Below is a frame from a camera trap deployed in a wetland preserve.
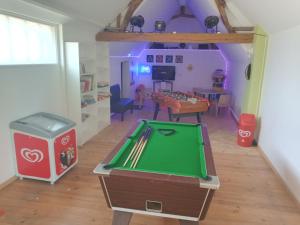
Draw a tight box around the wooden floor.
[0,102,299,225]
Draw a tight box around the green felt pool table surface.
[107,120,208,179]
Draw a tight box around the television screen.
[152,65,176,81]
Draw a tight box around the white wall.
[110,56,139,98]
[225,44,251,117]
[109,42,147,57]
[135,49,225,92]
[227,59,249,117]
[133,0,179,32]
[0,0,68,185]
[166,17,202,33]
[187,0,251,116]
[63,20,100,43]
[110,57,131,86]
[165,17,203,49]
[259,25,300,202]
[0,65,66,184]
[0,0,102,185]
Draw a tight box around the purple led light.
[138,64,151,74]
[110,48,222,58]
[219,50,229,90]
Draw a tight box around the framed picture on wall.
[130,61,135,86]
[175,55,183,63]
[165,55,173,63]
[80,63,86,74]
[146,55,154,63]
[156,55,163,63]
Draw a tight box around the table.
[152,91,209,123]
[94,120,220,225]
[193,88,230,100]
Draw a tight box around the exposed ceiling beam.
[171,6,196,20]
[116,14,121,28]
[215,0,234,33]
[95,32,254,44]
[120,0,143,31]
[232,26,255,32]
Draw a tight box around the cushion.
[111,98,133,113]
[110,84,121,103]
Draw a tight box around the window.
[0,14,57,65]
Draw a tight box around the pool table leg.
[153,103,160,120]
[112,211,132,225]
[167,107,173,121]
[179,220,199,225]
[196,112,201,123]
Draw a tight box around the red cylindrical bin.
[238,113,256,147]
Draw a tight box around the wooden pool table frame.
[94,121,220,225]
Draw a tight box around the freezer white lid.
[10,112,76,138]
[21,115,67,133]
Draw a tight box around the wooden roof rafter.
[215,0,233,33]
[120,0,143,31]
[96,32,254,44]
[96,0,255,44]
[105,0,143,32]
[215,0,254,33]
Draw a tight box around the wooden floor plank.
[0,101,299,225]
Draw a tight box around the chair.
[213,94,231,116]
[110,84,134,121]
[135,84,146,109]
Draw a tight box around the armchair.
[110,84,134,121]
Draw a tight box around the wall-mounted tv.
[152,65,176,81]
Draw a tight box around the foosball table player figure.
[152,90,210,123]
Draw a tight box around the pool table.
[94,120,220,225]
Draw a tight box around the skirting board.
[230,107,239,124]
[231,108,299,207]
[0,176,17,190]
[257,146,300,209]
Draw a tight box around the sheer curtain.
[0,14,57,65]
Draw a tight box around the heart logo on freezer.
[20,148,44,163]
[238,129,251,138]
[61,135,70,145]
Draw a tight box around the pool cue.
[129,134,145,160]
[130,128,151,168]
[131,127,152,168]
[132,128,152,168]
[130,129,150,168]
[123,129,147,166]
[129,127,151,161]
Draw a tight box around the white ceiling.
[133,0,180,32]
[110,0,180,56]
[25,0,300,33]
[26,0,132,27]
[23,0,300,59]
[228,0,300,33]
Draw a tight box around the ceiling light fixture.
[130,15,145,32]
[154,21,166,32]
[204,16,219,33]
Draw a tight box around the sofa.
[110,84,134,121]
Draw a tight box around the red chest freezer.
[10,112,77,184]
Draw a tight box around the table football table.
[152,91,209,123]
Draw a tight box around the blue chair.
[110,84,134,121]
